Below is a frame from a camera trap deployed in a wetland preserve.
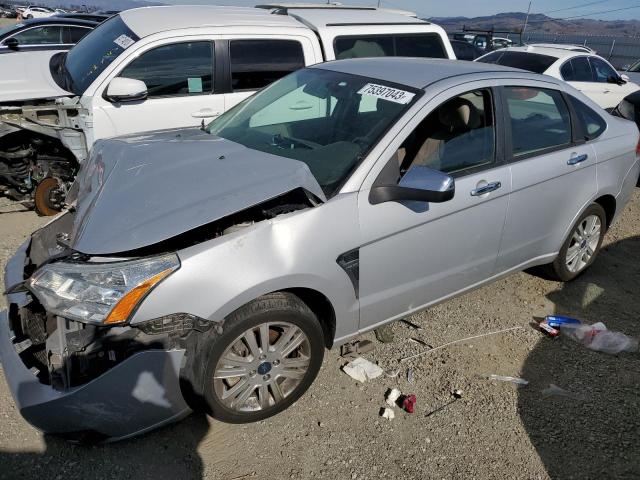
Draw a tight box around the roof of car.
[314,57,544,89]
[283,8,426,30]
[120,6,304,38]
[493,45,594,60]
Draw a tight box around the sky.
[161,0,640,20]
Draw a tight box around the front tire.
[547,203,606,281]
[200,292,324,424]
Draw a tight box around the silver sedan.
[2,58,639,441]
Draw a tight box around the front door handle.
[191,109,221,119]
[471,181,501,196]
[568,154,588,165]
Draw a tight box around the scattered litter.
[406,368,415,384]
[538,321,560,338]
[541,384,586,401]
[486,374,529,385]
[340,340,374,360]
[545,315,581,328]
[386,388,402,407]
[408,337,429,347]
[342,357,384,383]
[562,322,638,354]
[425,390,461,418]
[401,394,417,413]
[381,407,395,420]
[400,319,423,330]
[400,325,523,362]
[385,368,400,378]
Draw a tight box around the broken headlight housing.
[28,254,180,325]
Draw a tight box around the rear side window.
[335,34,446,60]
[504,87,572,157]
[64,26,91,44]
[10,25,63,45]
[562,57,593,82]
[119,42,213,97]
[568,95,607,140]
[477,51,557,74]
[230,40,305,91]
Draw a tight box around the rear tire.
[546,203,606,282]
[199,292,324,424]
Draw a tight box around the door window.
[230,40,305,91]
[119,42,213,97]
[9,25,63,45]
[590,57,617,83]
[562,57,593,82]
[335,34,446,60]
[505,87,572,157]
[397,89,495,176]
[65,26,91,44]
[568,95,607,140]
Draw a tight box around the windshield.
[208,68,419,196]
[64,15,139,95]
[477,51,557,74]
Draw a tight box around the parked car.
[491,37,513,49]
[0,17,98,54]
[476,44,640,110]
[2,57,638,442]
[0,4,454,214]
[55,12,113,22]
[0,4,18,18]
[620,59,640,85]
[20,5,55,19]
[450,39,484,60]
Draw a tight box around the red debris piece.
[402,394,417,414]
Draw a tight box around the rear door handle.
[568,154,588,165]
[471,181,501,196]
[191,109,221,119]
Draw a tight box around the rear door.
[495,84,597,272]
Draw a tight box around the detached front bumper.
[0,310,191,442]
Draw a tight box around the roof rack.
[526,43,595,54]
[256,3,417,17]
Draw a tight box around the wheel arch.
[593,194,616,229]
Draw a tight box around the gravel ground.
[0,190,639,480]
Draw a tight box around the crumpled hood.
[0,50,71,102]
[67,128,326,255]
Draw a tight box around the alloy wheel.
[565,214,602,273]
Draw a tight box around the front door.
[96,40,225,138]
[357,87,510,330]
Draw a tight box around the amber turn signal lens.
[104,269,173,325]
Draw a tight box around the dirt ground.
[0,189,639,480]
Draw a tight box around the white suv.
[477,44,640,110]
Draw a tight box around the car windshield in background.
[477,51,557,74]
[63,15,139,95]
[208,68,419,196]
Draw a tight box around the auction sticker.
[358,83,415,104]
[114,34,135,49]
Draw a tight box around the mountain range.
[431,12,640,37]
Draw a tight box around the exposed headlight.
[29,254,180,325]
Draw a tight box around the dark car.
[451,39,484,61]
[0,17,99,53]
[55,12,112,22]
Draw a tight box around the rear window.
[478,51,557,74]
[334,33,447,60]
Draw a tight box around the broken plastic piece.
[452,389,463,399]
[342,357,384,383]
[385,368,400,378]
[386,388,402,407]
[381,407,395,420]
[562,322,638,354]
[487,374,529,385]
[340,339,374,360]
[541,383,586,401]
[406,368,414,384]
[401,394,417,413]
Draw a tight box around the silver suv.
[2,58,639,442]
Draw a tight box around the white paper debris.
[342,357,384,383]
[386,388,402,407]
[381,408,395,420]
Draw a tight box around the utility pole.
[522,1,532,36]
[377,0,382,7]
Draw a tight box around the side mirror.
[607,74,626,85]
[369,165,455,205]
[620,74,630,83]
[105,77,148,103]
[4,38,19,50]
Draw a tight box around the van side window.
[119,42,213,97]
[334,34,446,60]
[230,40,305,91]
[505,87,572,157]
[398,89,495,176]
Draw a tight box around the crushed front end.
[0,213,194,442]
